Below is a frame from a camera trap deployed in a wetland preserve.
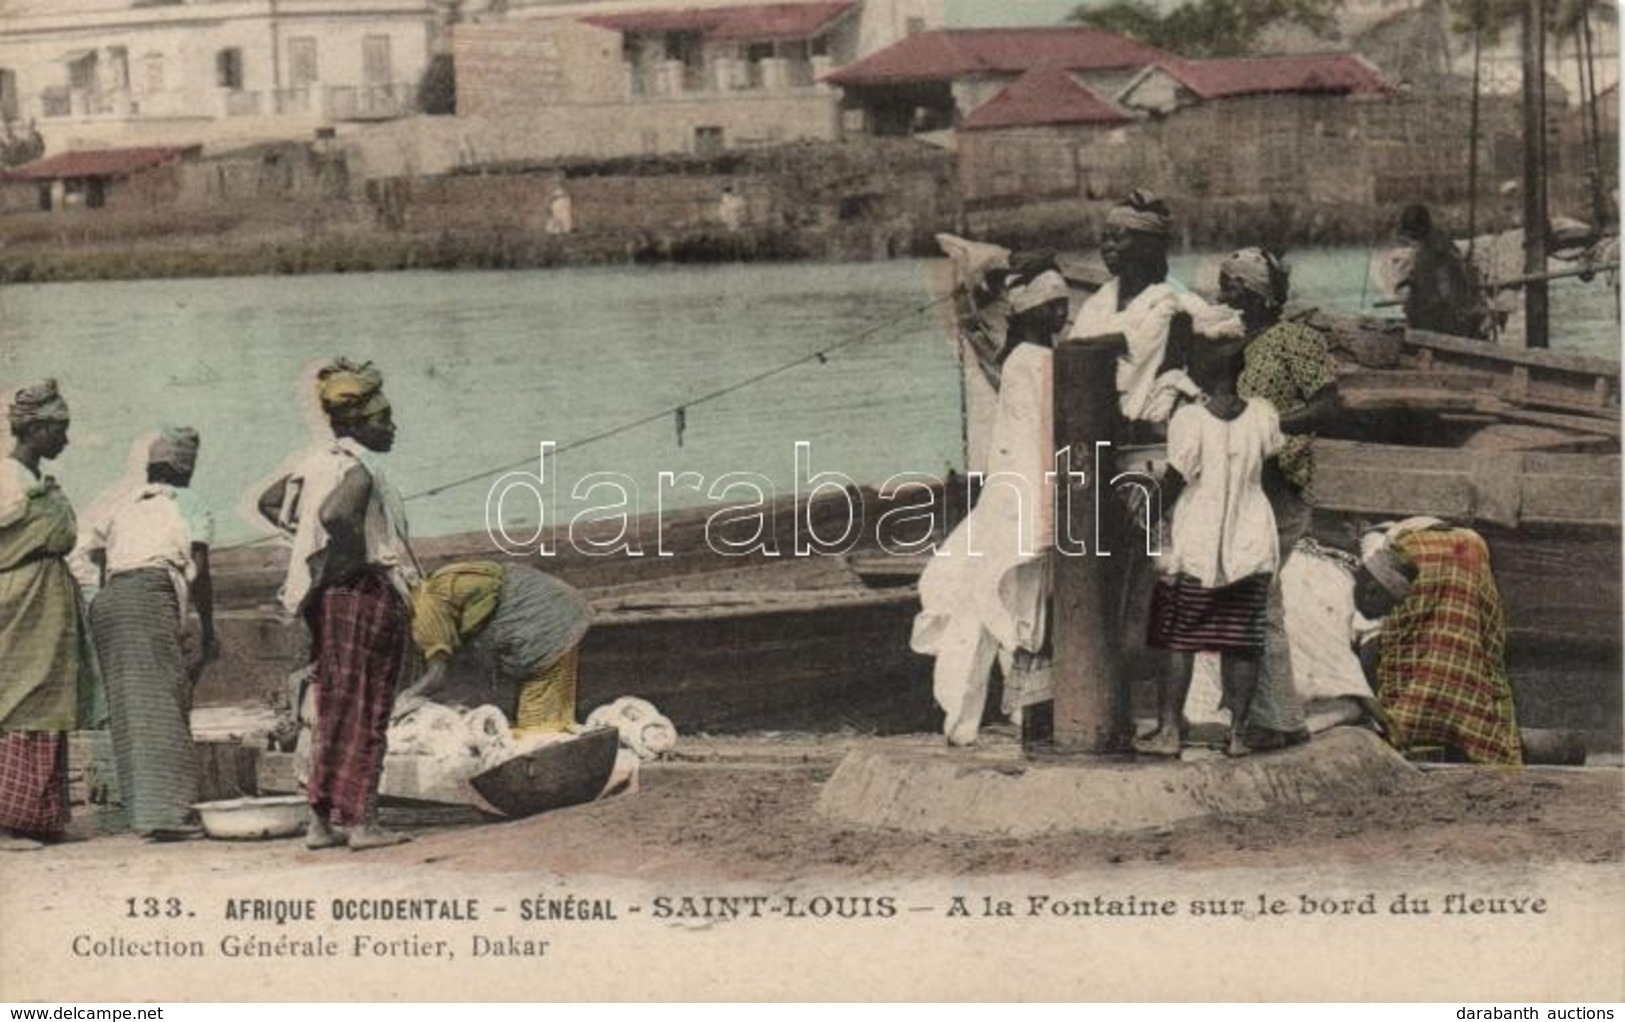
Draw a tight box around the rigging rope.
[213,289,952,553]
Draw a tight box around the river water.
[0,249,1617,544]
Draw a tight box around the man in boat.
[392,561,592,738]
[256,359,419,851]
[78,426,218,841]
[1353,519,1522,765]
[911,266,1071,746]
[0,380,101,851]
[1392,204,1492,340]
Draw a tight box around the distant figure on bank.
[394,561,592,737]
[1354,520,1522,765]
[1393,204,1490,340]
[912,266,1071,746]
[546,185,574,236]
[718,185,747,233]
[1141,340,1285,758]
[256,359,419,851]
[81,427,217,841]
[0,380,100,851]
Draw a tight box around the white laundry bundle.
[585,697,678,761]
[388,703,516,775]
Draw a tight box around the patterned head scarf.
[148,425,200,474]
[1106,189,1174,239]
[316,359,389,425]
[1007,270,1071,314]
[8,378,70,428]
[1362,544,1417,603]
[1219,246,1290,312]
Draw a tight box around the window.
[141,53,164,94]
[288,37,318,87]
[0,69,17,122]
[216,48,243,89]
[107,47,130,90]
[362,35,392,85]
[694,125,723,156]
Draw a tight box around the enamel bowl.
[193,795,308,840]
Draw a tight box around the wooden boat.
[203,485,952,737]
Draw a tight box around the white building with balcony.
[450,0,941,158]
[0,0,446,152]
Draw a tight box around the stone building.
[448,0,941,158]
[0,0,446,153]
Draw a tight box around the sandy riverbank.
[4,732,1622,1000]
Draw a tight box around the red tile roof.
[583,1,854,43]
[5,145,197,181]
[961,64,1131,130]
[823,27,1174,86]
[1158,53,1394,99]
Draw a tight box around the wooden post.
[1047,332,1133,756]
[1521,0,1550,349]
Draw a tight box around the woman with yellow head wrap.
[254,358,416,852]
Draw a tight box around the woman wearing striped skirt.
[1139,341,1286,758]
[82,428,217,841]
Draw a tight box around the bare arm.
[1279,384,1341,435]
[392,658,450,721]
[257,476,291,531]
[191,543,218,663]
[1159,466,1186,520]
[317,464,372,577]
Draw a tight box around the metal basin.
[194,795,308,840]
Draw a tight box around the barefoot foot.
[347,825,412,851]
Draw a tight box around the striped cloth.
[306,569,407,826]
[90,567,198,836]
[1377,528,1522,765]
[0,731,69,837]
[1147,572,1270,653]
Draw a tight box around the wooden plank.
[1488,405,1621,438]
[1315,441,1621,527]
[1406,327,1623,377]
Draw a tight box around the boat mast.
[1521,0,1550,348]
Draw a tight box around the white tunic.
[911,342,1053,745]
[1067,278,1243,423]
[1162,399,1283,587]
[78,484,213,609]
[274,438,418,615]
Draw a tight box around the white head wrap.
[1007,270,1070,314]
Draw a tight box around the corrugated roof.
[5,146,197,181]
[1160,53,1394,99]
[583,1,854,43]
[961,64,1131,130]
[823,27,1173,86]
